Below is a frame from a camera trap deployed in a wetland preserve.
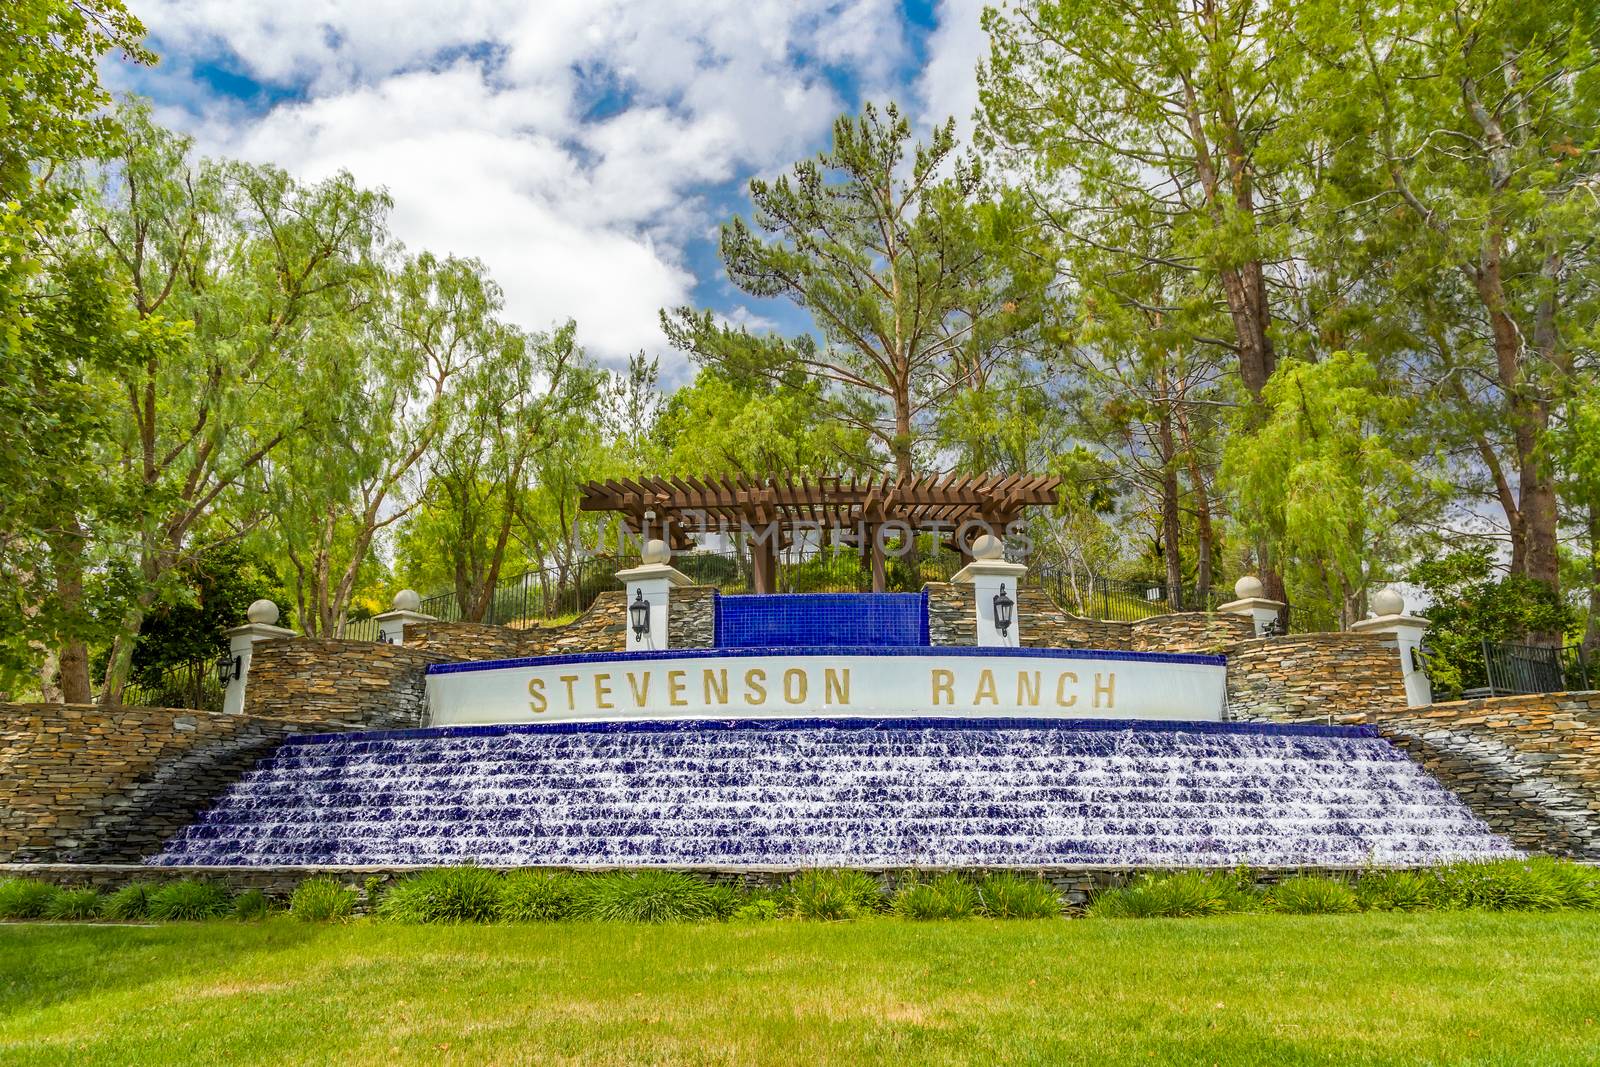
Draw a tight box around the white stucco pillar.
[616,540,691,651]
[222,599,297,715]
[371,588,435,646]
[1217,576,1287,637]
[951,535,1029,647]
[1348,586,1433,707]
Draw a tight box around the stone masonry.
[1226,632,1409,722]
[243,639,451,730]
[0,703,364,863]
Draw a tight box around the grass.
[1,915,1598,1065]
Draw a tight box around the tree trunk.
[1155,373,1183,611]
[49,523,93,703]
[1584,500,1600,658]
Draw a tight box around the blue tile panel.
[713,591,929,648]
[427,644,1226,675]
[151,715,1515,868]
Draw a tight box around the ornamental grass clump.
[1087,871,1257,919]
[1355,870,1437,912]
[1267,876,1358,914]
[0,879,63,920]
[102,883,153,921]
[44,888,102,921]
[892,874,981,920]
[290,877,356,922]
[147,880,233,921]
[1432,859,1571,912]
[978,873,1063,919]
[378,867,506,924]
[232,889,272,921]
[570,870,726,923]
[782,870,887,921]
[498,872,578,922]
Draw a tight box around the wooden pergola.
[579,473,1062,592]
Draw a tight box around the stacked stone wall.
[924,584,1137,650]
[667,586,717,649]
[1225,633,1407,722]
[1133,612,1253,654]
[401,623,523,660]
[244,639,450,730]
[0,704,360,863]
[1360,693,1600,860]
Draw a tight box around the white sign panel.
[425,651,1226,726]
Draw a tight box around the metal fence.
[1480,640,1591,696]
[121,659,224,712]
[1035,573,1226,622]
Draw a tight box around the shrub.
[783,870,887,921]
[1536,858,1600,910]
[978,873,1063,919]
[233,889,272,921]
[892,874,981,920]
[102,883,153,921]
[1355,870,1437,912]
[1433,859,1568,912]
[732,897,781,922]
[498,872,578,922]
[291,878,357,922]
[378,867,506,924]
[0,879,63,920]
[45,888,102,921]
[1088,872,1257,919]
[147,880,234,921]
[570,870,726,923]
[1267,876,1359,914]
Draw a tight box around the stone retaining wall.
[401,622,522,660]
[1133,612,1253,654]
[244,639,450,730]
[1226,633,1408,722]
[0,705,358,864]
[1361,693,1600,860]
[668,586,717,649]
[0,862,1383,912]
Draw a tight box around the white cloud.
[917,0,991,138]
[127,0,938,366]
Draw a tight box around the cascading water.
[151,718,1513,867]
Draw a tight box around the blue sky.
[109,0,990,382]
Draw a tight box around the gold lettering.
[931,669,955,706]
[667,670,688,707]
[703,668,729,705]
[1017,671,1041,707]
[973,669,998,705]
[743,668,767,705]
[593,673,614,710]
[783,668,808,705]
[627,672,650,707]
[1094,672,1116,709]
[1055,672,1078,708]
[559,674,580,711]
[528,676,547,714]
[824,668,850,705]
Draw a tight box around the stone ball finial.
[246,599,280,625]
[1233,575,1264,600]
[971,533,1005,561]
[641,538,671,565]
[393,588,421,612]
[1370,585,1404,617]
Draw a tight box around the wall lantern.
[216,653,242,688]
[992,583,1014,639]
[630,589,651,641]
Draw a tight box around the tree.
[83,103,389,696]
[1310,0,1600,595]
[663,103,1048,479]
[1222,351,1442,625]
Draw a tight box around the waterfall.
[150,718,1512,867]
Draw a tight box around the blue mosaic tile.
[714,591,930,648]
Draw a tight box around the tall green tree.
[663,103,1049,479]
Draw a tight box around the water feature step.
[149,717,1515,868]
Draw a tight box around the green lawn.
[2,914,1597,1065]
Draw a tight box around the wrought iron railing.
[120,659,224,712]
[1481,640,1591,696]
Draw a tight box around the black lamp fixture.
[629,589,651,641]
[992,583,1014,639]
[216,653,242,688]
